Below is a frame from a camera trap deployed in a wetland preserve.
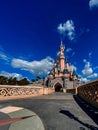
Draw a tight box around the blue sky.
[0,0,98,82]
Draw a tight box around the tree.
[32,79,36,83]
[17,78,30,85]
[0,76,8,85]
[36,75,41,81]
[7,77,17,85]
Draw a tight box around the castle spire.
[60,40,65,50]
[59,40,65,71]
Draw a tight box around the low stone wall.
[77,79,98,109]
[0,85,54,100]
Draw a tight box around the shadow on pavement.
[73,95,98,126]
[60,109,98,130]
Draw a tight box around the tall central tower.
[59,41,65,71]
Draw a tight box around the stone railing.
[77,79,98,109]
[0,85,54,100]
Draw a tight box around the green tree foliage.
[7,77,17,85]
[0,76,30,85]
[17,78,30,85]
[0,76,8,85]
[36,75,41,81]
[32,79,35,83]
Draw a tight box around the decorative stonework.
[78,80,98,109]
[0,85,54,99]
[0,87,42,96]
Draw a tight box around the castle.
[46,41,79,92]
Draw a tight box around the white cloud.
[82,59,93,76]
[0,71,22,80]
[0,47,10,63]
[79,77,89,84]
[57,24,65,34]
[57,20,75,41]
[11,57,54,76]
[0,52,8,61]
[87,73,98,78]
[79,74,89,84]
[66,48,72,53]
[79,72,97,84]
[81,59,98,83]
[89,0,98,10]
[79,58,98,84]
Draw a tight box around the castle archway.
[54,83,63,92]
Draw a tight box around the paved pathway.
[0,93,98,130]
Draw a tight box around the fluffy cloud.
[87,73,98,78]
[81,59,98,84]
[78,74,89,84]
[89,0,98,10]
[0,47,10,63]
[82,59,93,76]
[0,52,8,61]
[66,48,72,53]
[11,57,54,76]
[79,77,89,84]
[0,71,22,80]
[57,20,75,41]
[79,73,98,84]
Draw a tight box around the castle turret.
[65,57,69,70]
[59,41,65,71]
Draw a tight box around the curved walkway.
[0,105,45,130]
[0,93,98,130]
